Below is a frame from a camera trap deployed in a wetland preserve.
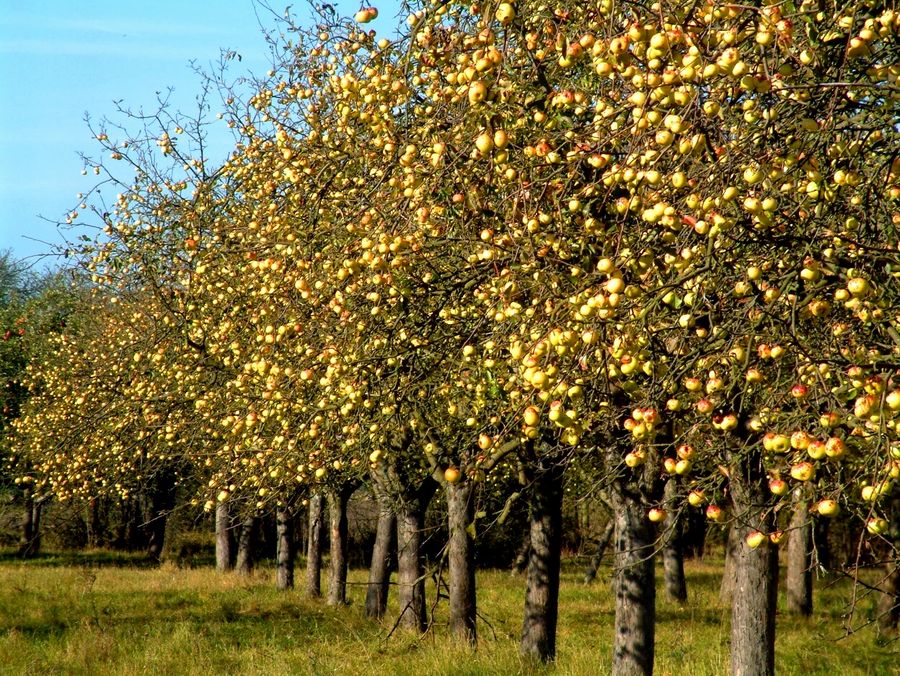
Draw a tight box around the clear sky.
[0,0,400,270]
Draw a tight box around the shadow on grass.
[3,587,371,651]
[0,548,216,569]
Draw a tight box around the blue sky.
[0,0,400,270]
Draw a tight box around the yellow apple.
[815,499,840,517]
[444,467,462,484]
[648,507,667,523]
[746,530,767,549]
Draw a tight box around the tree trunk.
[276,505,296,590]
[683,509,708,559]
[610,484,656,676]
[583,519,615,584]
[215,502,234,573]
[520,460,564,662]
[397,504,428,632]
[394,473,438,632]
[117,498,141,551]
[87,497,106,549]
[728,448,778,676]
[720,519,741,603]
[327,485,355,606]
[511,531,530,576]
[18,486,35,557]
[786,492,813,616]
[32,500,43,553]
[812,516,831,570]
[366,479,396,619]
[877,553,900,634]
[662,481,688,604]
[306,494,326,597]
[146,514,167,562]
[447,480,477,645]
[235,514,260,577]
[145,476,176,562]
[877,495,900,633]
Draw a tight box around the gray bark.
[235,514,260,577]
[276,505,296,590]
[215,502,234,573]
[610,484,656,676]
[145,474,176,562]
[720,520,741,603]
[394,473,437,632]
[786,493,813,616]
[397,506,427,631]
[365,476,395,620]
[306,494,326,598]
[327,485,355,606]
[520,460,564,662]
[447,480,477,644]
[728,448,778,676]
[662,480,687,604]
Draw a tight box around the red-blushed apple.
[791,383,809,399]
[648,507,667,523]
[706,504,724,522]
[768,531,785,544]
[746,530,767,548]
[663,457,678,474]
[354,6,378,23]
[807,440,827,460]
[677,444,695,460]
[825,436,846,459]
[815,499,840,516]
[687,489,706,507]
[790,462,815,481]
[684,377,702,392]
[718,413,738,431]
[866,517,888,535]
[854,394,876,418]
[769,478,789,496]
[819,411,840,428]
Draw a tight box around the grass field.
[0,551,897,675]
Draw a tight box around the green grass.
[0,553,896,675]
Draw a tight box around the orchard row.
[8,1,900,673]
